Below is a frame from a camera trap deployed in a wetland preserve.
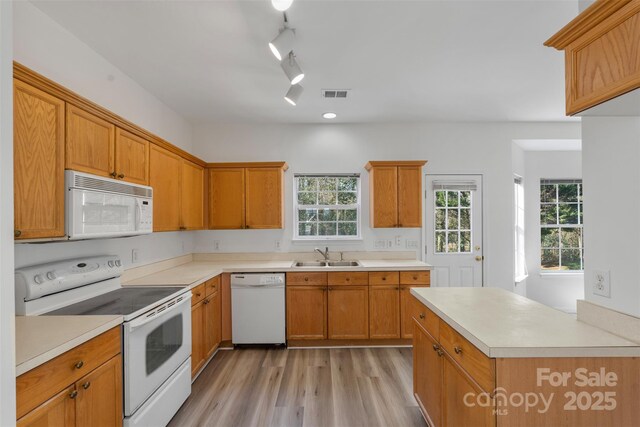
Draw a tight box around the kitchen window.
[540,179,583,272]
[294,174,361,240]
[514,176,527,282]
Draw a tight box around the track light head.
[281,52,304,85]
[284,84,304,106]
[271,0,294,12]
[268,27,295,61]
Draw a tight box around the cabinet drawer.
[400,271,430,285]
[439,320,495,393]
[205,276,220,296]
[192,283,206,305]
[368,271,400,285]
[410,295,439,339]
[287,272,327,286]
[16,326,121,419]
[328,271,369,286]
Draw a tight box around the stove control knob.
[34,274,44,284]
[108,261,115,268]
[46,271,57,280]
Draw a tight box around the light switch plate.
[406,240,419,249]
[593,270,611,298]
[213,240,221,251]
[374,240,386,249]
[131,249,139,264]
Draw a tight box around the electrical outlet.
[374,240,386,249]
[386,239,393,248]
[213,240,221,251]
[395,235,402,246]
[406,240,419,249]
[131,249,139,264]
[593,270,611,298]
[275,240,282,251]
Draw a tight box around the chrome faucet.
[315,247,330,261]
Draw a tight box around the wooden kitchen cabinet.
[208,162,287,230]
[13,79,66,240]
[191,298,205,378]
[369,273,401,338]
[192,277,222,378]
[413,321,442,427]
[365,161,427,228]
[114,127,149,185]
[328,285,369,340]
[546,0,640,115]
[287,286,328,340]
[66,104,115,178]
[400,271,431,339]
[180,160,205,230]
[16,327,122,426]
[149,144,182,231]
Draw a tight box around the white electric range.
[15,255,192,427]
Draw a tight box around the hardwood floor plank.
[302,366,334,427]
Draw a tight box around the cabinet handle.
[74,361,84,369]
[413,276,418,280]
[454,346,463,354]
[328,287,333,291]
[345,277,350,282]
[118,173,125,179]
[304,277,309,282]
[436,349,444,357]
[204,299,210,305]
[432,344,440,351]
[395,287,399,290]
[179,226,187,230]
[14,229,21,238]
[419,313,425,319]
[195,292,201,297]
[69,390,78,399]
[82,382,91,390]
[245,225,250,229]
[110,171,117,178]
[382,277,386,281]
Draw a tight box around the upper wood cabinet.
[13,79,66,240]
[180,160,205,230]
[208,162,287,230]
[66,104,115,177]
[150,144,182,231]
[365,161,427,228]
[114,128,149,185]
[546,0,640,115]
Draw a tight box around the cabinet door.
[13,79,66,239]
[191,300,206,378]
[328,286,369,339]
[400,285,429,339]
[397,165,422,227]
[180,160,205,230]
[245,167,283,229]
[17,386,75,427]
[114,128,149,185]
[209,168,245,229]
[286,286,327,340]
[413,321,442,427]
[75,355,123,427]
[66,104,115,177]
[149,145,182,231]
[370,166,398,228]
[204,291,221,360]
[442,351,495,427]
[369,285,400,339]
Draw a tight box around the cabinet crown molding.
[207,161,288,171]
[364,160,427,171]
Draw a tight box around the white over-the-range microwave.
[66,170,153,240]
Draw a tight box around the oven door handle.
[127,293,191,331]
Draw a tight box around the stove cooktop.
[46,287,186,317]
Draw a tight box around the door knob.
[475,256,484,261]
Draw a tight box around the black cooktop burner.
[46,287,185,317]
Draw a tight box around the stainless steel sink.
[326,261,361,267]
[292,261,327,267]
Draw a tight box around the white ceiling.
[32,0,580,124]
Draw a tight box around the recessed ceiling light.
[271,0,294,12]
[322,112,337,119]
[268,28,295,61]
[284,84,304,106]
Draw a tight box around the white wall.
[523,150,584,313]
[0,1,16,423]
[193,122,581,291]
[582,116,640,317]
[13,2,197,271]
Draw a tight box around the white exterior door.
[425,175,483,287]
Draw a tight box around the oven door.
[123,292,191,416]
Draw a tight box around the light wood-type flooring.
[169,347,426,427]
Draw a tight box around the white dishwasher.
[231,273,286,345]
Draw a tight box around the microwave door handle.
[134,200,142,231]
[127,293,191,331]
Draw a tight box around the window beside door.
[540,179,583,272]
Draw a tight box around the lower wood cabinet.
[369,284,400,339]
[328,286,369,340]
[286,285,327,340]
[413,321,442,427]
[16,327,122,427]
[191,276,222,378]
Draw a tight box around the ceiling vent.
[322,89,350,99]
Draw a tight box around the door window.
[434,190,472,253]
[145,314,183,376]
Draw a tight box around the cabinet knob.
[432,344,440,351]
[14,229,21,238]
[74,361,84,369]
[82,382,91,390]
[69,390,78,399]
[328,287,333,291]
[179,226,187,230]
[436,349,444,357]
[118,173,125,179]
[345,277,350,281]
[382,277,386,281]
[245,225,250,229]
[413,276,418,280]
[454,346,463,354]
[419,313,425,319]
[195,292,201,297]
[304,277,309,282]
[110,171,117,178]
[395,287,399,290]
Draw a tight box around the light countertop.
[124,259,431,289]
[16,315,123,376]
[411,287,640,358]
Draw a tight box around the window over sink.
[294,174,361,240]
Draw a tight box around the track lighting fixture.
[269,27,295,61]
[281,52,304,85]
[284,84,304,106]
[271,0,294,12]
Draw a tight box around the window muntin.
[294,174,360,239]
[540,180,583,271]
[434,190,472,253]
